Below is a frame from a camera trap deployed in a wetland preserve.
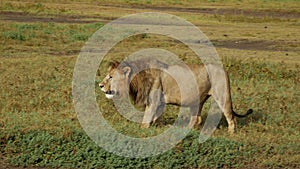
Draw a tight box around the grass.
[0,0,300,168]
[4,130,251,168]
[0,22,103,57]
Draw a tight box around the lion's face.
[99,67,116,99]
[99,63,131,99]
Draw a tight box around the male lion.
[99,59,252,133]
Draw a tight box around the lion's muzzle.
[105,90,115,99]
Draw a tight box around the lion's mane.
[116,59,168,107]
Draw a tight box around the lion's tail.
[233,109,253,118]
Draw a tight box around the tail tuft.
[246,109,253,115]
[233,109,253,118]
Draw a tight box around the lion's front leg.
[141,106,155,128]
[187,105,201,128]
[141,88,163,128]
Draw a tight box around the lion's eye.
[109,76,113,79]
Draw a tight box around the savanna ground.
[0,0,299,168]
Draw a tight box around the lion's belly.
[161,64,211,106]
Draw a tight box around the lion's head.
[99,59,169,107]
[99,61,131,99]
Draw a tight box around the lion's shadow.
[157,106,265,130]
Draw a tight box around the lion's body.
[160,64,211,106]
[99,60,252,133]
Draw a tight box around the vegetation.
[0,0,299,168]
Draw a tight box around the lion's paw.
[141,123,150,128]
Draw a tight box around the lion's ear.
[109,61,120,69]
[122,66,131,77]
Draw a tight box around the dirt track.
[103,4,300,19]
[1,10,299,53]
[1,3,299,23]
[0,11,107,24]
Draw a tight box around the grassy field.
[0,0,299,168]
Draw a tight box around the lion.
[99,59,252,133]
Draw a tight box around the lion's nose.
[99,83,104,88]
[106,90,115,95]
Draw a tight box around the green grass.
[0,0,300,168]
[0,22,103,57]
[4,130,252,168]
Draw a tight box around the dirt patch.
[213,39,274,51]
[102,4,300,19]
[45,49,81,56]
[212,39,300,52]
[170,39,299,52]
[213,39,272,51]
[1,11,299,52]
[1,3,299,24]
[0,11,113,24]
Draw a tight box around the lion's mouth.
[105,90,115,99]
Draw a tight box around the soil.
[0,11,110,24]
[1,10,299,52]
[104,4,300,19]
[1,3,299,24]
[213,39,298,52]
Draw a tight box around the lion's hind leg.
[211,93,236,134]
[208,65,236,133]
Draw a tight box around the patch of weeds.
[141,33,149,38]
[18,24,41,30]
[0,22,105,57]
[4,31,27,41]
[3,23,41,41]
[68,23,104,41]
[3,130,250,168]
[82,22,104,30]
[71,33,90,41]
